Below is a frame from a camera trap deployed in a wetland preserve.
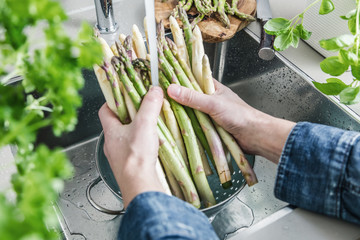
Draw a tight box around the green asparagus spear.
[112,56,200,207]
[225,1,256,22]
[231,0,255,21]
[191,14,205,28]
[194,0,213,16]
[116,42,147,97]
[158,43,181,85]
[179,7,193,67]
[183,106,216,170]
[112,57,142,110]
[113,55,189,174]
[183,0,194,11]
[166,38,202,92]
[162,99,189,167]
[124,35,136,61]
[100,62,130,124]
[171,35,257,186]
[213,0,219,9]
[169,15,190,68]
[132,58,151,90]
[217,0,230,28]
[158,24,232,187]
[160,72,216,207]
[157,27,216,170]
[158,128,200,207]
[161,153,186,200]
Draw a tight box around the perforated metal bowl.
[87,131,255,216]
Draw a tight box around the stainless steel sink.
[37,28,360,239]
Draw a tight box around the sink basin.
[36,29,360,239]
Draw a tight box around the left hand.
[98,86,166,208]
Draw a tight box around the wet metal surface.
[52,29,360,239]
[58,138,122,239]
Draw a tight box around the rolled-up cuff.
[275,122,360,220]
[118,191,218,240]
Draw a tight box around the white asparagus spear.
[191,25,205,90]
[112,34,137,59]
[155,159,172,196]
[122,85,137,121]
[202,54,215,95]
[93,64,117,114]
[196,137,213,176]
[94,36,123,114]
[119,33,126,44]
[202,64,258,186]
[110,44,119,57]
[162,158,185,199]
[169,15,190,68]
[144,17,150,52]
[162,99,188,166]
[132,24,147,59]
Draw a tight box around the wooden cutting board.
[155,0,257,43]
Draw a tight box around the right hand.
[167,80,296,163]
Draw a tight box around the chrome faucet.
[94,0,118,33]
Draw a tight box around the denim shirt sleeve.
[118,192,219,240]
[276,122,360,225]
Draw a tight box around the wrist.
[254,114,295,163]
[116,159,165,208]
[237,110,295,164]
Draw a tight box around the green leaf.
[291,28,300,48]
[76,23,102,67]
[340,9,357,20]
[339,86,360,104]
[339,49,358,65]
[319,0,335,15]
[264,18,292,35]
[319,35,354,51]
[273,30,293,51]
[295,24,312,40]
[313,78,348,95]
[320,56,349,76]
[348,17,357,35]
[351,65,360,79]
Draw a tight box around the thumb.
[135,86,164,127]
[167,84,214,114]
[98,103,122,132]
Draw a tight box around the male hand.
[99,87,166,207]
[167,80,295,163]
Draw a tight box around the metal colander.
[87,131,255,216]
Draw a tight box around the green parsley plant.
[0,0,102,239]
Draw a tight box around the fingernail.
[168,84,181,98]
[149,86,162,94]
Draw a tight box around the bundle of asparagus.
[170,0,255,28]
[93,10,257,209]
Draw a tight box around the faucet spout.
[94,0,118,34]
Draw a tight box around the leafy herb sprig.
[0,0,102,239]
[264,0,360,105]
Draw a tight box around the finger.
[98,103,122,132]
[213,78,223,89]
[135,86,164,127]
[167,84,215,114]
[212,78,231,94]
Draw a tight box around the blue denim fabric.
[118,122,360,240]
[118,192,219,240]
[276,122,360,225]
